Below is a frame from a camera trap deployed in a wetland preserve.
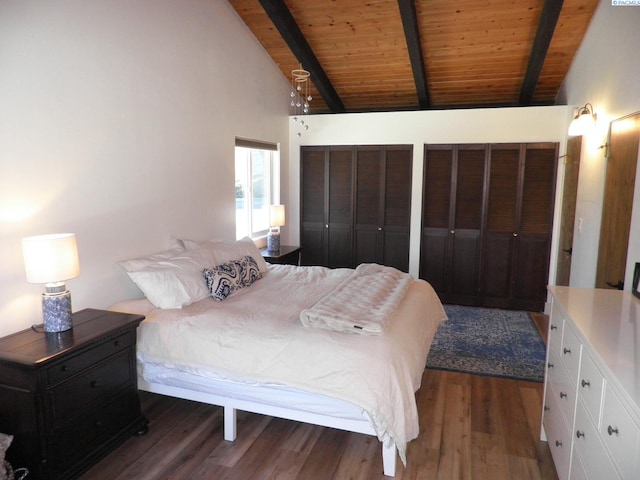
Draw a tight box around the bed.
[112,238,447,476]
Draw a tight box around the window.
[235,139,279,240]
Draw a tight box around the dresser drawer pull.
[61,365,70,372]
[576,430,585,439]
[581,379,590,388]
[563,347,571,355]
[544,405,550,412]
[555,440,563,447]
[607,425,619,436]
[95,420,104,428]
[559,392,567,399]
[90,380,101,388]
[550,324,557,330]
[547,362,554,369]
[114,340,121,347]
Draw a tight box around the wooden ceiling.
[228,0,599,114]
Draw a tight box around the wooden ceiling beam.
[258,0,346,113]
[519,0,564,105]
[397,0,431,109]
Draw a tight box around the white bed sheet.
[112,264,446,464]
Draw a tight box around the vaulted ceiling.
[228,0,599,114]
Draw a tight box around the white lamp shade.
[22,233,80,284]
[270,205,286,227]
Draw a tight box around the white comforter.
[121,264,446,463]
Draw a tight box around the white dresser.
[542,286,640,480]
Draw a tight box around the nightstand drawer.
[47,331,134,384]
[51,389,141,472]
[49,349,134,425]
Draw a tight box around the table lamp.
[22,233,80,332]
[267,205,285,253]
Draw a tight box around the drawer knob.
[555,440,562,447]
[581,379,590,388]
[114,340,121,347]
[547,362,554,369]
[607,425,619,436]
[90,380,101,388]
[559,392,567,399]
[576,430,585,439]
[550,324,557,330]
[61,365,70,372]
[563,347,571,355]
[544,405,550,412]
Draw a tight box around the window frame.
[235,138,280,241]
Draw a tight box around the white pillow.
[125,245,219,309]
[118,237,185,272]
[182,236,268,273]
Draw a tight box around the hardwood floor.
[80,370,557,480]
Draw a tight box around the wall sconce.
[22,233,80,332]
[267,205,285,253]
[568,103,597,136]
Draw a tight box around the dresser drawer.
[546,346,562,386]
[47,331,134,384]
[544,385,572,480]
[560,322,581,384]
[574,400,620,480]
[48,349,134,426]
[600,383,640,479]
[577,349,605,426]
[548,303,564,353]
[551,357,578,428]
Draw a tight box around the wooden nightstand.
[0,308,148,480]
[260,245,301,265]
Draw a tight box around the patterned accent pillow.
[203,261,242,301]
[236,255,263,287]
[202,256,263,301]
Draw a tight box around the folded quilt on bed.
[299,263,412,334]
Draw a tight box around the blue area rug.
[426,305,546,382]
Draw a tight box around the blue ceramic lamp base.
[42,285,73,333]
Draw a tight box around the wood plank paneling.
[228,0,598,111]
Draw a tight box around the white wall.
[0,0,291,336]
[557,1,640,289]
[287,106,570,281]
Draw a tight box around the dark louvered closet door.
[355,147,382,266]
[382,147,411,272]
[327,147,354,268]
[450,146,486,303]
[300,147,327,266]
[421,145,453,292]
[482,144,521,306]
[512,144,557,308]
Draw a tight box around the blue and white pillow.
[202,255,263,301]
[236,255,263,287]
[203,261,242,301]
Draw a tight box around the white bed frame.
[137,377,398,476]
